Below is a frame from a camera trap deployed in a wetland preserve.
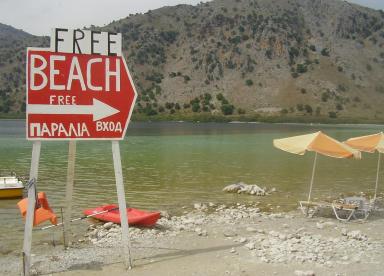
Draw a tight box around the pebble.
[103,222,114,230]
[341,228,348,236]
[238,237,247,243]
[223,230,238,237]
[244,242,256,250]
[294,270,315,276]
[347,230,367,241]
[246,227,257,232]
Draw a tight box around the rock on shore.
[223,182,275,195]
[83,202,381,269]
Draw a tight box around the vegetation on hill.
[1,0,384,123]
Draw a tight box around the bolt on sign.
[26,28,137,140]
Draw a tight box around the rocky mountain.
[1,0,384,122]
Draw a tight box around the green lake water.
[0,120,383,252]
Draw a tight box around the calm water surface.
[0,120,383,252]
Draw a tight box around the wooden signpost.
[23,28,137,275]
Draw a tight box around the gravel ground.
[1,201,384,276]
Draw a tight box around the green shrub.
[321,92,329,102]
[160,31,179,44]
[146,72,164,83]
[192,103,200,112]
[245,79,253,86]
[304,105,313,114]
[165,102,174,109]
[216,93,224,101]
[237,108,246,114]
[329,111,337,118]
[337,84,347,92]
[204,93,212,102]
[321,48,330,56]
[190,97,200,105]
[296,64,307,74]
[296,104,304,111]
[145,108,158,116]
[265,49,273,59]
[221,104,235,115]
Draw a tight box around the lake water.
[0,120,383,253]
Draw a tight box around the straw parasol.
[345,132,384,200]
[273,131,361,202]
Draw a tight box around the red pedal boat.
[83,204,160,227]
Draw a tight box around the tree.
[221,104,235,115]
[296,64,307,74]
[321,48,330,57]
[238,108,246,114]
[192,102,200,112]
[216,93,224,101]
[296,104,304,111]
[245,79,253,86]
[304,104,313,114]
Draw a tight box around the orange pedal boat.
[83,204,160,227]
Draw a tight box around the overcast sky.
[1,0,383,36]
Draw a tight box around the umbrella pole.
[374,152,381,201]
[308,152,318,202]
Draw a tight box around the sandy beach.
[1,200,384,276]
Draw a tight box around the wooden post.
[22,141,41,276]
[112,141,132,269]
[63,141,76,248]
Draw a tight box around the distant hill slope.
[0,23,48,115]
[1,0,384,122]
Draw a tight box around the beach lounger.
[331,197,372,222]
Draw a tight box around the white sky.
[0,0,383,36]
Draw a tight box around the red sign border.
[26,47,138,141]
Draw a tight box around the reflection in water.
[0,120,383,252]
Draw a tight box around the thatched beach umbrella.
[345,132,384,201]
[273,131,361,202]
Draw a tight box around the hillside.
[0,23,48,115]
[1,0,384,122]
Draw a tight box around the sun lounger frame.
[299,199,372,222]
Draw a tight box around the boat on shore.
[83,204,161,227]
[0,176,24,199]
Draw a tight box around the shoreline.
[1,118,384,128]
[2,201,383,276]
[2,114,384,125]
